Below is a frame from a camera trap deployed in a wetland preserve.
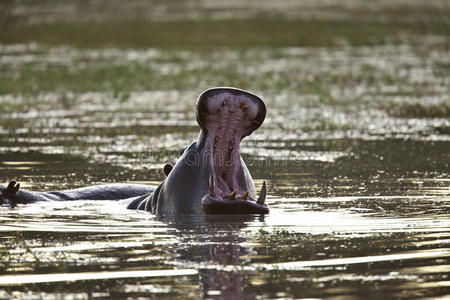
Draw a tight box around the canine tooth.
[240,191,249,200]
[240,104,248,109]
[222,99,228,106]
[209,174,216,197]
[257,181,266,205]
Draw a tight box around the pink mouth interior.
[204,92,259,198]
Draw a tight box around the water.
[0,196,449,298]
[1,3,450,297]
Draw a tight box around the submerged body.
[1,88,269,215]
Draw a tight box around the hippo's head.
[152,87,269,215]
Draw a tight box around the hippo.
[0,87,269,215]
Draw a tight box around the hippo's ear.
[163,164,173,177]
[3,180,19,198]
[2,180,20,208]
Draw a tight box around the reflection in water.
[199,229,244,299]
[0,195,449,298]
[165,215,258,299]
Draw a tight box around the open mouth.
[196,87,269,214]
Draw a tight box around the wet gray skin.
[0,87,269,215]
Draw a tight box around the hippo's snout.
[194,87,269,214]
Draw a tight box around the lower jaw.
[201,193,269,215]
[202,173,269,214]
[202,131,268,211]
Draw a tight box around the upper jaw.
[196,87,266,138]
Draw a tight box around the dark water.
[0,40,449,298]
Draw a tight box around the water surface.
[0,3,449,297]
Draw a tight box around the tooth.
[257,181,266,205]
[240,191,249,200]
[240,103,248,109]
[224,190,237,200]
[209,174,216,197]
[222,99,228,106]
